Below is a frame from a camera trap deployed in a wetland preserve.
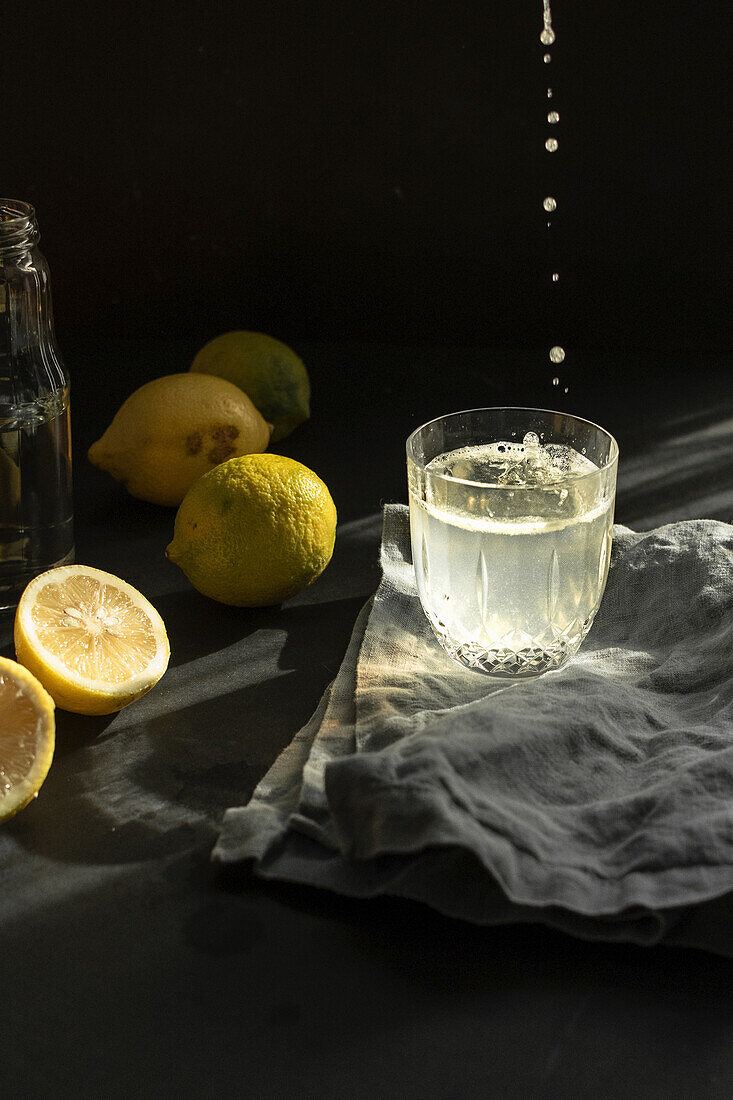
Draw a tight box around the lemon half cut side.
[0,656,55,824]
[15,566,170,715]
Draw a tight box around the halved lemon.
[0,655,55,823]
[14,565,170,715]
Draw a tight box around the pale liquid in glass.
[409,439,614,675]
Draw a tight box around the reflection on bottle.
[0,199,74,609]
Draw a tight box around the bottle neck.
[0,199,40,254]
[0,200,66,393]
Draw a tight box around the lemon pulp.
[15,566,170,715]
[0,656,55,823]
[33,572,158,681]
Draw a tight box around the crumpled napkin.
[214,505,733,952]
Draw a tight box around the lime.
[190,331,310,443]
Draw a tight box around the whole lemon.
[166,454,337,606]
[190,331,310,442]
[88,373,271,506]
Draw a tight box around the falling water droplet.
[564,387,569,393]
[543,196,557,212]
[547,88,553,98]
[543,53,551,63]
[549,346,565,364]
[552,377,559,386]
[552,272,559,282]
[545,138,559,152]
[542,1,556,50]
[548,111,559,123]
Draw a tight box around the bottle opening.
[1,199,35,222]
[0,199,39,249]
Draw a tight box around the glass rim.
[0,198,36,224]
[406,406,619,490]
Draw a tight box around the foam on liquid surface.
[427,433,598,489]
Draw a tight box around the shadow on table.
[617,413,733,529]
[208,855,733,976]
[5,593,367,868]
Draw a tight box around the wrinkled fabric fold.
[214,505,733,954]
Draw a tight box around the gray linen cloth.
[214,504,733,950]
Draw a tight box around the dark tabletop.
[3,341,733,1099]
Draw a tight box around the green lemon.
[190,331,310,443]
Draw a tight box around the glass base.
[0,545,75,613]
[430,616,595,678]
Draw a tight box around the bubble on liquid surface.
[543,53,551,63]
[545,138,558,152]
[540,28,555,45]
[523,432,540,447]
[549,346,565,364]
[424,442,597,494]
[552,272,559,282]
[543,196,557,212]
[548,111,559,123]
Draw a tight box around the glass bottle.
[0,199,73,610]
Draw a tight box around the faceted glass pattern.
[407,408,618,678]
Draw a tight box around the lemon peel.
[166,453,336,606]
[89,373,271,506]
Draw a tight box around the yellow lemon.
[88,373,271,506]
[190,331,310,442]
[0,656,55,824]
[166,454,336,606]
[15,565,170,715]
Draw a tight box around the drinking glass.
[406,407,618,676]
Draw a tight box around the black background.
[5,0,731,379]
[4,6,733,1096]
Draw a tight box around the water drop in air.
[543,196,557,212]
[549,346,565,364]
[542,1,556,48]
[564,387,569,394]
[543,53,551,63]
[547,88,553,98]
[552,272,559,282]
[545,138,558,152]
[552,377,559,386]
[548,111,559,123]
